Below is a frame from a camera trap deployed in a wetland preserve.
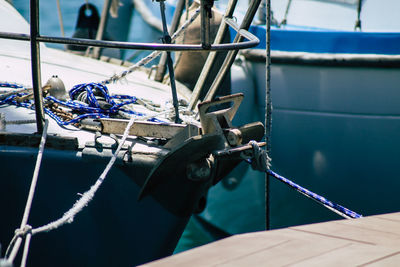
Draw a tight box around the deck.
[141,212,400,266]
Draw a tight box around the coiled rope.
[248,141,362,219]
[0,82,158,126]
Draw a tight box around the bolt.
[226,128,242,146]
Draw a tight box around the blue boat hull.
[0,145,188,266]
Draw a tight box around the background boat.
[239,0,400,229]
[131,0,400,249]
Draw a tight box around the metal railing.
[0,0,261,133]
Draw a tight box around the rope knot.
[249,140,271,172]
[14,225,32,238]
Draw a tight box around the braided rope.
[5,120,48,264]
[20,231,32,267]
[249,141,362,219]
[267,169,362,219]
[4,225,32,260]
[0,94,34,109]
[0,82,25,89]
[0,82,158,126]
[101,7,201,84]
[31,111,161,235]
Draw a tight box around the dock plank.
[375,212,400,222]
[141,212,400,266]
[293,219,400,246]
[141,230,290,267]
[337,216,400,236]
[360,252,400,267]
[291,243,398,267]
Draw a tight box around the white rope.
[102,7,201,84]
[21,120,49,227]
[249,140,271,172]
[5,120,49,263]
[32,115,136,234]
[4,109,176,266]
[30,110,169,235]
[20,233,32,267]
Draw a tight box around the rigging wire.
[265,0,272,230]
[354,0,362,30]
[56,0,65,37]
[159,0,181,123]
[280,0,292,26]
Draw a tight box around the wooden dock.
[141,212,400,266]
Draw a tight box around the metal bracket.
[82,131,128,164]
[85,131,127,150]
[198,93,244,134]
[99,118,199,139]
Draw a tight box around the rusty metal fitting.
[226,128,242,146]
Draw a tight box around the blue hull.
[0,145,188,266]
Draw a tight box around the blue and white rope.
[248,141,362,219]
[44,108,106,126]
[0,94,34,109]
[0,82,156,126]
[267,169,362,219]
[0,82,25,89]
